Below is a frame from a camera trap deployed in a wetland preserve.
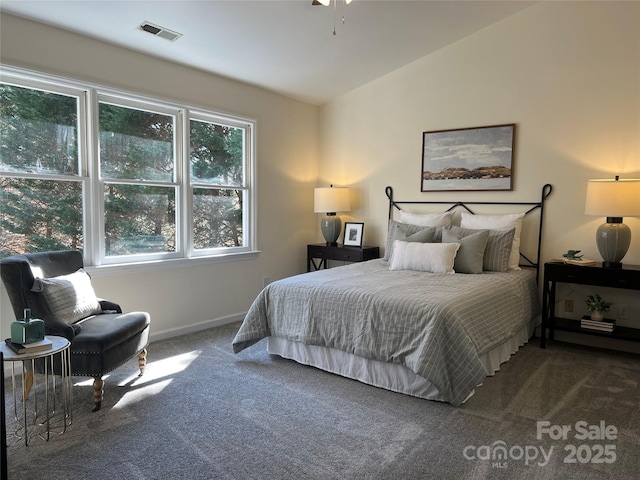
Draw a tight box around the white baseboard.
[148,312,245,343]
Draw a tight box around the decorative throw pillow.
[397,210,453,228]
[447,225,515,272]
[31,268,102,324]
[442,228,489,274]
[384,221,437,261]
[388,240,459,274]
[460,212,525,270]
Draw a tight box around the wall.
[2,3,639,347]
[0,13,319,340]
[319,2,640,340]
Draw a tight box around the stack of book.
[580,316,615,333]
[4,337,53,354]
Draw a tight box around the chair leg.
[138,348,147,376]
[21,370,34,402]
[92,377,104,412]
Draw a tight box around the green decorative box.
[10,309,45,344]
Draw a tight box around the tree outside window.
[0,71,254,264]
[0,84,83,256]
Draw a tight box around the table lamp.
[584,176,640,267]
[314,185,350,246]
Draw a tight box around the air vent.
[139,21,182,42]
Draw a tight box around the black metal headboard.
[385,184,553,282]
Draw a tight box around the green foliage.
[190,121,243,185]
[1,82,245,258]
[585,294,613,313]
[0,177,83,256]
[99,103,174,181]
[0,84,78,174]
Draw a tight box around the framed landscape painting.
[421,124,515,192]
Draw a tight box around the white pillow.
[460,212,524,270]
[397,210,453,227]
[31,268,102,324]
[388,240,459,274]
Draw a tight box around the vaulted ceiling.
[1,1,536,105]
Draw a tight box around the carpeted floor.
[4,322,640,479]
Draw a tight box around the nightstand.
[307,244,380,272]
[540,262,640,348]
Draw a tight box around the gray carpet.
[4,322,640,479]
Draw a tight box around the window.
[99,98,178,259]
[0,82,85,255]
[0,68,255,267]
[189,115,247,252]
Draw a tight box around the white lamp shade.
[585,179,640,217]
[318,0,352,5]
[314,187,351,214]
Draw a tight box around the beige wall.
[0,14,319,339]
[319,2,640,325]
[2,2,640,342]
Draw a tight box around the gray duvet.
[232,259,539,405]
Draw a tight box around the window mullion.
[180,110,193,258]
[85,89,103,266]
[247,122,257,252]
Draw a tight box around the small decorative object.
[585,294,613,321]
[10,308,45,344]
[549,250,596,265]
[562,250,583,260]
[343,222,364,247]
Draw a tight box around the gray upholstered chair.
[0,250,150,411]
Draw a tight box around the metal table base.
[1,336,72,446]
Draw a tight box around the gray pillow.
[447,225,515,272]
[384,221,437,260]
[442,228,489,274]
[31,268,102,324]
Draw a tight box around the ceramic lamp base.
[596,219,630,267]
[321,214,342,246]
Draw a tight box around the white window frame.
[187,109,255,259]
[0,66,257,272]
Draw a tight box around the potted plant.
[585,294,613,321]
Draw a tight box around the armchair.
[0,250,150,411]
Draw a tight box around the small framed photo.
[343,222,364,247]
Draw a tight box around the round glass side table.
[0,336,72,446]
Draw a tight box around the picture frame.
[343,222,364,247]
[421,123,515,192]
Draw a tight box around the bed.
[233,184,553,405]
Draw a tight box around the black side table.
[307,244,379,272]
[540,261,640,348]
